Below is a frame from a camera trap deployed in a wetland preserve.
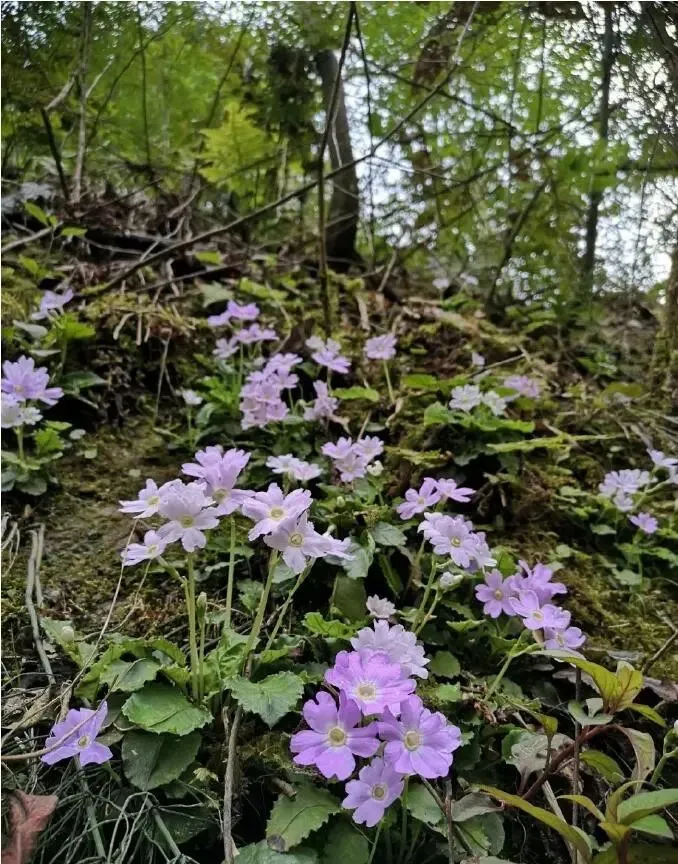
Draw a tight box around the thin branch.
[25,526,55,687]
[72,2,93,205]
[222,706,242,864]
[39,108,70,204]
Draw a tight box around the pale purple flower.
[214,337,239,360]
[31,288,74,321]
[157,482,220,552]
[612,492,634,512]
[543,626,586,651]
[509,560,567,605]
[483,391,507,416]
[322,437,369,483]
[180,389,203,406]
[475,569,515,618]
[599,469,651,498]
[199,454,250,517]
[41,701,112,766]
[396,478,441,520]
[350,621,429,679]
[240,367,291,430]
[265,353,302,374]
[647,449,677,471]
[629,512,658,534]
[1,356,63,405]
[236,323,277,345]
[468,532,496,571]
[207,300,259,327]
[290,691,379,780]
[366,596,397,619]
[1,396,42,428]
[119,478,182,518]
[503,375,541,399]
[183,445,237,478]
[264,513,333,573]
[378,695,461,778]
[305,336,326,351]
[266,454,301,475]
[241,483,311,540]
[449,384,483,412]
[435,478,475,503]
[418,513,477,568]
[304,380,341,422]
[308,337,351,374]
[290,460,322,482]
[121,530,169,567]
[354,436,384,463]
[439,572,464,589]
[510,590,570,631]
[325,649,416,716]
[365,334,396,361]
[342,757,405,827]
[471,352,485,368]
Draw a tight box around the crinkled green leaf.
[122,730,200,790]
[238,842,318,863]
[429,651,461,678]
[303,613,356,639]
[226,672,303,728]
[618,788,678,825]
[101,658,161,692]
[321,819,368,864]
[370,522,407,547]
[266,781,341,851]
[122,683,211,735]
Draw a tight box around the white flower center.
[356,682,377,702]
[212,488,227,503]
[404,730,421,751]
[371,783,387,801]
[270,506,285,520]
[147,495,160,506]
[327,726,346,747]
[493,589,503,600]
[289,532,304,547]
[532,610,543,621]
[417,496,426,505]
[78,735,89,748]
[147,544,158,556]
[451,537,461,547]
[180,515,195,528]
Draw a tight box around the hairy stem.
[243,550,279,663]
[225,517,237,630]
[185,555,200,701]
[383,360,395,404]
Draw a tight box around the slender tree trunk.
[581,5,614,292]
[72,2,93,205]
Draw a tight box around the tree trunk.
[315,49,360,271]
[581,5,614,291]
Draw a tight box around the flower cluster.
[419,513,494,570]
[208,299,260,328]
[448,384,507,417]
[598,447,676,531]
[266,454,322,483]
[303,381,342,423]
[364,333,396,361]
[306,336,351,375]
[396,477,475,520]
[475,560,585,651]
[291,620,461,826]
[502,375,541,399]
[1,355,63,430]
[239,353,300,429]
[322,436,383,482]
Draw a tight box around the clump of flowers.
[290,618,461,826]
[239,353,299,429]
[208,299,260,327]
[303,381,342,423]
[364,333,397,402]
[322,436,384,482]
[503,374,541,400]
[306,336,350,375]
[448,383,508,416]
[597,446,676,530]
[266,454,322,483]
[396,476,474,520]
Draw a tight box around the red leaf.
[2,791,58,864]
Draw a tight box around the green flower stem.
[412,562,437,633]
[185,555,200,702]
[399,777,409,864]
[16,426,25,462]
[383,360,395,404]
[650,745,678,785]
[264,563,311,652]
[198,603,207,704]
[225,517,237,630]
[367,821,383,864]
[156,556,183,584]
[186,408,194,449]
[414,587,441,637]
[243,550,279,665]
[77,763,106,858]
[486,632,532,699]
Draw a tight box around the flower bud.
[367,460,384,477]
[196,591,207,623]
[61,625,76,643]
[439,572,463,590]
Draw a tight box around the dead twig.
[222,705,242,864]
[25,526,55,687]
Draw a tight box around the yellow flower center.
[147,544,158,556]
[328,726,347,747]
[404,730,421,751]
[533,610,543,621]
[78,735,89,748]
[494,589,503,600]
[451,537,461,547]
[356,682,377,702]
[289,532,304,547]
[180,515,195,528]
[270,506,285,520]
[148,495,160,506]
[213,488,226,502]
[372,783,387,800]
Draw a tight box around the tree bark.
[315,48,360,271]
[72,2,93,205]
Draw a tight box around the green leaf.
[402,374,440,391]
[629,814,674,839]
[423,401,454,427]
[60,370,106,392]
[334,386,381,403]
[624,703,665,726]
[61,226,87,237]
[266,781,341,852]
[593,845,678,864]
[558,794,604,823]
[452,793,499,822]
[121,683,211,735]
[331,575,366,621]
[568,700,613,726]
[429,651,461,678]
[122,730,200,790]
[303,613,356,639]
[226,672,303,727]
[580,750,624,784]
[40,618,96,667]
[100,658,161,693]
[487,436,571,454]
[613,661,644,711]
[238,842,318,863]
[435,683,462,703]
[503,730,570,782]
[342,539,374,579]
[384,446,446,468]
[617,728,655,781]
[407,783,445,831]
[194,250,222,265]
[477,786,592,863]
[370,522,407,547]
[618,788,678,825]
[24,201,50,225]
[541,651,621,711]
[321,820,368,864]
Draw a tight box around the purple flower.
[612,492,634,512]
[342,757,405,827]
[418,514,477,568]
[180,389,202,406]
[308,337,351,374]
[304,381,341,422]
[471,352,485,368]
[365,334,397,361]
[599,469,651,498]
[350,621,429,679]
[503,375,541,399]
[366,596,396,619]
[435,478,475,503]
[378,695,461,778]
[240,363,294,430]
[264,513,333,573]
[1,356,63,405]
[396,478,441,520]
[629,512,658,534]
[31,288,74,321]
[647,448,677,471]
[290,691,379,780]
[354,436,384,463]
[266,454,322,482]
[183,445,241,479]
[157,482,220,552]
[265,353,302,374]
[121,530,169,567]
[208,300,259,327]
[119,478,182,518]
[241,483,311,540]
[483,391,507,416]
[183,447,250,517]
[236,323,277,345]
[1,396,42,428]
[322,437,368,483]
[510,560,566,605]
[325,649,416,716]
[449,385,483,412]
[41,701,112,766]
[543,626,586,651]
[510,590,570,631]
[214,337,239,360]
[475,569,516,618]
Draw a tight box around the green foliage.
[226,672,304,727]
[121,683,212,735]
[122,730,201,790]
[266,781,341,852]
